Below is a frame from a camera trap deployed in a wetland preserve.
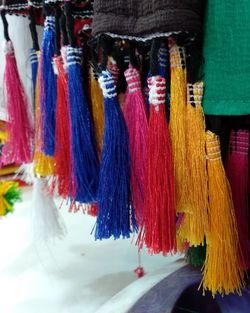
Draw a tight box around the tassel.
[169,43,188,212]
[32,177,66,242]
[123,66,148,225]
[158,45,167,78]
[202,131,245,296]
[34,53,55,177]
[226,129,250,270]
[139,76,176,255]
[90,67,104,152]
[1,40,33,165]
[95,70,137,240]
[0,181,21,217]
[178,82,208,246]
[40,16,57,156]
[53,55,71,198]
[67,46,99,203]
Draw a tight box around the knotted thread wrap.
[138,76,176,255]
[124,66,148,225]
[178,82,208,247]
[202,131,245,296]
[226,130,250,270]
[158,46,167,78]
[40,15,57,156]
[95,70,137,240]
[67,45,99,203]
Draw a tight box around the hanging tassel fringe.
[53,55,71,198]
[67,46,99,203]
[202,131,245,296]
[95,70,137,240]
[2,41,33,165]
[226,129,250,270]
[32,177,66,242]
[124,66,148,225]
[178,82,208,246]
[40,16,57,156]
[138,76,176,255]
[169,44,188,212]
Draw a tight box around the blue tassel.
[95,70,137,240]
[30,48,38,92]
[40,16,57,156]
[67,46,99,203]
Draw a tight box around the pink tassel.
[124,66,148,225]
[226,129,250,269]
[2,41,33,165]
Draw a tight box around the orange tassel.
[169,43,188,212]
[201,131,245,296]
[178,82,208,246]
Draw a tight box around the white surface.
[0,188,182,313]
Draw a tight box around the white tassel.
[14,163,35,185]
[32,177,66,242]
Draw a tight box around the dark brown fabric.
[93,0,205,38]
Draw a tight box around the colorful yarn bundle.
[95,70,137,240]
[178,82,208,247]
[0,181,21,217]
[124,66,148,225]
[139,76,176,255]
[226,130,250,269]
[67,46,99,203]
[169,43,188,212]
[2,39,33,165]
[202,131,244,296]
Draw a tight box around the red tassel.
[124,66,148,225]
[2,41,33,165]
[53,55,71,198]
[226,129,250,270]
[139,76,176,255]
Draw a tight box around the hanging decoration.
[178,82,208,247]
[1,10,33,165]
[202,131,244,296]
[95,70,137,240]
[139,75,176,255]
[123,65,148,226]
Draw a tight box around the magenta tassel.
[226,129,250,269]
[2,41,33,165]
[124,66,148,225]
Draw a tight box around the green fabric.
[202,1,250,115]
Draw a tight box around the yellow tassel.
[169,43,188,212]
[90,68,104,152]
[178,82,209,246]
[33,52,54,176]
[201,131,245,296]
